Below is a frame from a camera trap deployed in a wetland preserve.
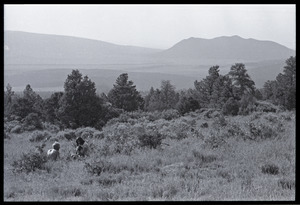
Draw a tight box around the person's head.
[52,141,60,151]
[76,137,85,146]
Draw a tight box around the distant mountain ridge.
[4,30,161,65]
[158,35,295,64]
[4,31,295,91]
[4,31,295,66]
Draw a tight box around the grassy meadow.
[4,107,295,201]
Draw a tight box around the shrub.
[279,112,293,121]
[84,159,115,176]
[144,112,157,122]
[95,175,122,187]
[146,112,158,122]
[255,101,277,113]
[106,111,144,126]
[248,122,261,140]
[192,150,217,163]
[200,122,208,128]
[10,125,23,133]
[203,109,215,118]
[217,169,235,182]
[211,111,221,118]
[261,163,279,175]
[176,96,200,115]
[226,122,245,138]
[105,109,180,127]
[116,113,131,123]
[23,113,43,131]
[75,127,98,139]
[7,115,22,121]
[49,186,85,198]
[249,112,263,121]
[138,133,163,149]
[163,184,179,199]
[94,131,105,139]
[248,122,278,140]
[186,119,196,127]
[11,151,47,173]
[29,130,52,142]
[160,109,180,120]
[94,119,107,130]
[212,114,227,128]
[204,131,226,149]
[57,129,76,141]
[4,131,11,139]
[126,111,145,120]
[102,122,140,155]
[264,113,279,123]
[43,122,60,133]
[259,124,278,140]
[238,94,257,115]
[160,118,192,140]
[237,168,255,191]
[101,105,123,125]
[64,131,76,140]
[49,137,59,143]
[222,97,239,116]
[5,120,22,133]
[278,178,295,190]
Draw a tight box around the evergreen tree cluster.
[4,56,295,130]
[193,63,257,114]
[262,56,296,110]
[144,80,179,111]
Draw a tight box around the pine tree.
[194,65,221,107]
[176,95,200,115]
[23,84,44,116]
[228,63,255,99]
[44,92,64,124]
[194,79,210,106]
[159,80,178,110]
[107,73,144,111]
[207,65,220,96]
[279,56,296,109]
[10,84,43,119]
[58,69,103,129]
[144,87,155,111]
[146,88,162,111]
[4,83,15,117]
[210,75,234,108]
[262,80,277,101]
[262,56,296,110]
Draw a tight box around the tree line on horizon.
[4,56,295,130]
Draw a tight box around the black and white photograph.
[4,4,295,201]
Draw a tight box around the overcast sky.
[4,4,296,50]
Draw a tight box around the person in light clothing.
[47,141,60,160]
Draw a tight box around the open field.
[4,108,295,201]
